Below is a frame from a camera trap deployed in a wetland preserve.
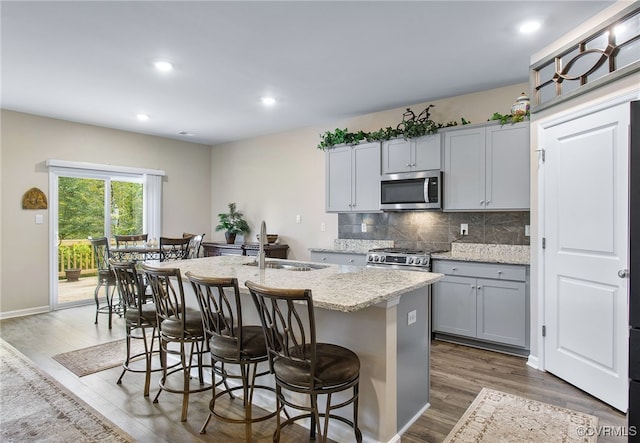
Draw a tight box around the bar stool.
[245,280,362,443]
[186,272,278,440]
[88,236,121,329]
[142,264,213,422]
[110,260,161,397]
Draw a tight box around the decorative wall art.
[22,187,48,209]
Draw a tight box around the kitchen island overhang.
[151,255,442,443]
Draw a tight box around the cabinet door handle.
[470,285,475,288]
[477,286,482,290]
[497,271,502,275]
[321,257,327,261]
[479,200,484,205]
[406,163,412,167]
[486,200,491,205]
[349,259,354,263]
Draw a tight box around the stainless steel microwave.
[380,170,442,210]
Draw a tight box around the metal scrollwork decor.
[531,3,640,112]
[22,187,48,209]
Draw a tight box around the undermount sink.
[243,260,328,271]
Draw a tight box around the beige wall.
[528,0,639,366]
[0,110,212,315]
[210,82,529,259]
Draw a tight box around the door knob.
[618,269,629,278]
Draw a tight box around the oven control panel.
[366,253,431,269]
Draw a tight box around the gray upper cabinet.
[326,142,381,212]
[443,121,530,211]
[381,134,441,174]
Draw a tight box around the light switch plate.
[361,223,367,233]
[320,222,326,232]
[408,310,417,325]
[525,225,530,237]
[35,214,44,224]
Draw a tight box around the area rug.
[443,387,599,443]
[53,338,146,377]
[0,338,134,442]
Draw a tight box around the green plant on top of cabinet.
[443,121,530,211]
[326,142,381,212]
[381,133,442,174]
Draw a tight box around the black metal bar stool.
[187,273,278,441]
[110,259,162,397]
[246,280,362,443]
[142,264,213,422]
[89,236,122,329]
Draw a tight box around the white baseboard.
[526,354,539,370]
[0,306,50,320]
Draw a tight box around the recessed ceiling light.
[153,60,174,72]
[136,113,150,121]
[261,96,276,106]
[519,20,541,34]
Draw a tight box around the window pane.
[111,181,143,235]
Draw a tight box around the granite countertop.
[431,243,530,265]
[309,239,394,254]
[152,255,441,313]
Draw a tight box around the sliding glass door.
[52,171,144,309]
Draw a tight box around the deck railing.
[58,239,98,278]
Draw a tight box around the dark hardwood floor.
[404,340,627,443]
[0,305,627,442]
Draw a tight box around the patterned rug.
[443,387,599,443]
[53,338,146,377]
[0,338,134,442]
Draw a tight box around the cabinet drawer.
[310,251,366,267]
[432,260,526,281]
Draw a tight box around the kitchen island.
[153,255,442,443]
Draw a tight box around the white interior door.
[542,102,629,412]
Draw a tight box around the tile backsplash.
[338,211,530,251]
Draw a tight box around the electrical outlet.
[320,222,326,232]
[460,223,468,235]
[296,214,301,224]
[525,225,530,237]
[408,310,417,325]
[361,223,367,233]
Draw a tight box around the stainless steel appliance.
[380,170,442,211]
[366,247,443,272]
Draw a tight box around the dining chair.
[159,236,191,261]
[114,234,148,248]
[142,264,213,422]
[183,232,205,259]
[187,272,278,440]
[88,236,121,329]
[245,280,362,443]
[110,259,161,397]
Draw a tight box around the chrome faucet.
[258,220,267,269]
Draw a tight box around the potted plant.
[215,202,250,244]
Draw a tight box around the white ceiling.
[1,1,615,146]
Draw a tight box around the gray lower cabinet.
[432,260,528,350]
[309,250,366,267]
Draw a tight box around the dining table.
[110,245,162,262]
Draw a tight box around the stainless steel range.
[366,247,443,272]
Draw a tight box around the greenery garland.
[317,106,528,150]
